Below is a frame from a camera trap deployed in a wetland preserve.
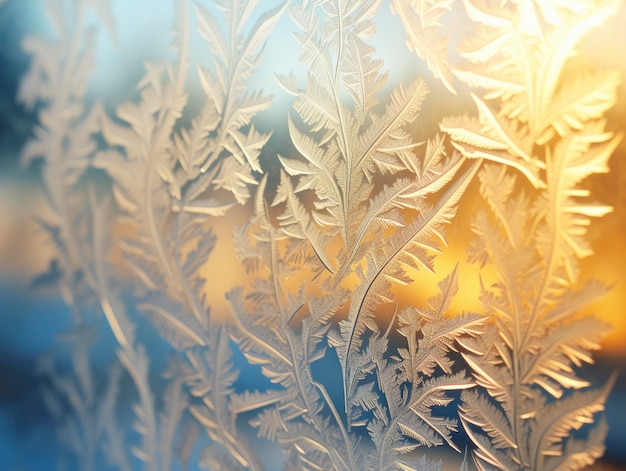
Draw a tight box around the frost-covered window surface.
[1,0,626,470]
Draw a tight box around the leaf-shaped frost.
[537,71,621,144]
[528,374,616,471]
[338,161,480,413]
[185,326,264,471]
[452,2,621,468]
[391,0,456,94]
[460,389,515,450]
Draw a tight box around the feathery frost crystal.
[20,0,622,469]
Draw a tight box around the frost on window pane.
[17,0,623,470]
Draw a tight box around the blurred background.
[0,0,625,470]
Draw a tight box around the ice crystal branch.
[445,1,623,469]
[19,1,133,469]
[275,2,479,433]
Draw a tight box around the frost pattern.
[441,1,622,469]
[20,0,621,470]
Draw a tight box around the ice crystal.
[19,0,621,469]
